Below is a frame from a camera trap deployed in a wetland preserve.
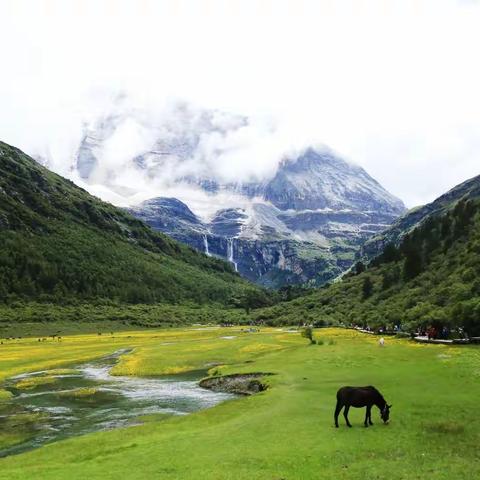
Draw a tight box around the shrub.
[301,326,315,344]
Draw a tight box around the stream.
[0,349,234,458]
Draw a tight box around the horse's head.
[381,404,392,424]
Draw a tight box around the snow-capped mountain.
[263,149,404,213]
[38,98,406,287]
[129,149,405,286]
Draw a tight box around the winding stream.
[0,350,234,458]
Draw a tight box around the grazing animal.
[379,337,385,347]
[334,386,391,428]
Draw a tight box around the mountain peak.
[264,148,405,213]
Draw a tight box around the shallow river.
[1,350,234,457]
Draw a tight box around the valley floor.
[0,327,478,479]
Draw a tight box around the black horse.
[334,386,391,428]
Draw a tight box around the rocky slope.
[130,149,405,287]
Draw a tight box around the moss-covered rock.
[199,373,272,395]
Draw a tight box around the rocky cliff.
[129,149,405,287]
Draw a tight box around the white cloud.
[1,0,480,208]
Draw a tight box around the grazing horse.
[334,386,391,428]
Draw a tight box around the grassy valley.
[0,140,479,480]
[2,1,480,478]
[0,327,478,479]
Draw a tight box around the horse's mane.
[365,386,386,406]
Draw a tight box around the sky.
[1,0,480,208]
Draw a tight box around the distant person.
[442,326,449,339]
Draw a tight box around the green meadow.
[0,327,478,479]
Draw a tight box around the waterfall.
[227,238,238,272]
[203,234,211,256]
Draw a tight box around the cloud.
[62,94,309,208]
[0,0,480,208]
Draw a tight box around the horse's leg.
[364,405,372,427]
[334,401,342,428]
[343,405,352,427]
[368,406,373,425]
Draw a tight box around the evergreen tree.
[381,243,400,263]
[382,271,394,290]
[403,249,423,280]
[242,289,271,314]
[354,262,366,275]
[362,276,374,300]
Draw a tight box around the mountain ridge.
[361,173,480,260]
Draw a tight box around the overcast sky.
[1,0,480,208]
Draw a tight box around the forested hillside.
[362,173,480,260]
[0,142,256,306]
[254,198,480,335]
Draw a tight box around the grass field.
[0,327,479,479]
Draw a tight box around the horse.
[334,386,391,428]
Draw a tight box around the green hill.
[254,195,480,336]
[0,141,256,306]
[362,173,480,260]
